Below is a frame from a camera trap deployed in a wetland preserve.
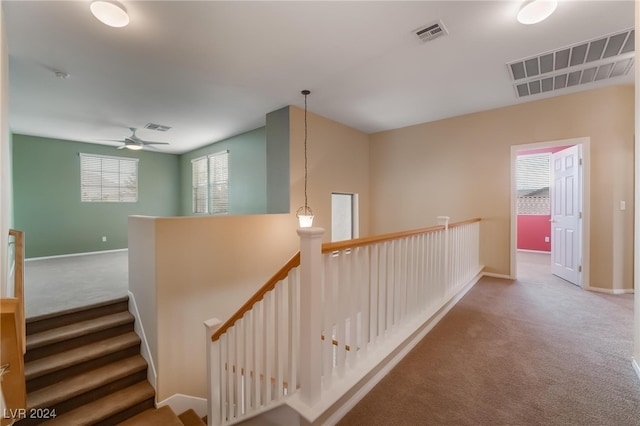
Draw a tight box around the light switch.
[620,201,626,211]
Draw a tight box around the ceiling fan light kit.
[90,0,130,28]
[112,128,170,150]
[517,0,558,25]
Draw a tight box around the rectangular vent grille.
[507,29,634,98]
[414,20,448,43]
[144,123,172,132]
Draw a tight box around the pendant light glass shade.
[517,0,558,25]
[296,206,314,228]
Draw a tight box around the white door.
[550,145,582,285]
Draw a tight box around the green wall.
[179,127,267,216]
[266,107,290,213]
[12,134,180,258]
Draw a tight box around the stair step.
[118,406,183,426]
[26,296,130,335]
[27,311,134,350]
[178,409,207,426]
[38,381,155,426]
[28,355,147,411]
[26,311,135,362]
[26,332,141,391]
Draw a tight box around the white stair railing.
[205,218,481,426]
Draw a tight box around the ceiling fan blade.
[98,139,126,142]
[117,145,127,150]
[142,141,170,145]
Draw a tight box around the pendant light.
[296,90,314,228]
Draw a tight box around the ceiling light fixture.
[517,0,558,25]
[90,0,130,28]
[125,143,143,151]
[296,90,314,228]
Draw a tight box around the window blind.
[516,153,550,215]
[191,150,229,214]
[80,153,138,202]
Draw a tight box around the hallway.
[339,272,637,425]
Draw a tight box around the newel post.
[297,227,325,406]
[204,318,222,426]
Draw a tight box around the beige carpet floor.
[24,250,128,318]
[338,264,638,425]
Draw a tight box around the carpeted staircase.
[18,296,205,426]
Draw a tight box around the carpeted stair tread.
[25,332,141,380]
[118,406,183,426]
[27,355,147,410]
[178,409,207,426]
[41,381,154,426]
[26,296,130,335]
[27,311,134,351]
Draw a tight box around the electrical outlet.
[544,236,550,243]
[102,236,107,242]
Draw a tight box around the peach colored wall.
[128,106,370,401]
[370,85,634,290]
[289,106,371,240]
[154,214,298,400]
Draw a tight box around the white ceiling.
[3,0,635,154]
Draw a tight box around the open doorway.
[510,137,590,289]
[331,192,359,242]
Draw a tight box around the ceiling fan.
[107,127,170,150]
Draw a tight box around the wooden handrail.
[8,229,26,354]
[211,252,301,341]
[211,218,482,342]
[1,299,26,425]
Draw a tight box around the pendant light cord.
[303,92,308,210]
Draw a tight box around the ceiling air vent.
[414,20,448,43]
[144,123,172,132]
[507,28,634,98]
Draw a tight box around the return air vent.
[507,28,634,98]
[144,123,172,132]
[414,20,448,43]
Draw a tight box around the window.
[80,153,138,202]
[516,153,550,215]
[192,150,229,214]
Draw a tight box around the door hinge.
[578,265,582,273]
[579,158,583,166]
[579,212,582,219]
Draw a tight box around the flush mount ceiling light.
[517,0,558,25]
[90,0,130,28]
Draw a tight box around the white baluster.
[322,252,334,383]
[287,268,298,397]
[244,310,253,411]
[205,318,222,426]
[369,244,379,347]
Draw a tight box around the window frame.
[191,150,229,215]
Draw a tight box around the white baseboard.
[633,358,640,381]
[584,286,634,295]
[26,248,127,261]
[127,291,157,392]
[517,249,551,254]
[157,393,208,418]
[482,272,513,280]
